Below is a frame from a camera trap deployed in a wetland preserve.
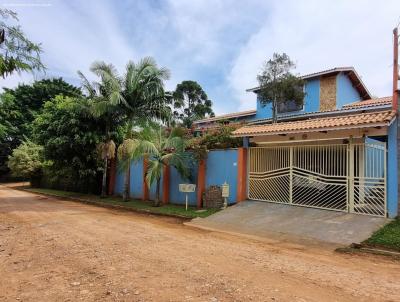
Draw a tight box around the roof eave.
[232,122,392,138]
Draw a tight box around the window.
[277,100,303,113]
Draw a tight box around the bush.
[7,141,44,186]
[187,125,243,160]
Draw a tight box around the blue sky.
[1,0,399,114]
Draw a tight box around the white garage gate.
[248,142,386,217]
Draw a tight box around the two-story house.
[194,67,397,218]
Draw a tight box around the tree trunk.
[154,178,161,207]
[272,97,277,123]
[122,160,131,201]
[101,157,108,198]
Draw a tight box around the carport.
[233,109,398,218]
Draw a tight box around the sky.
[1,0,399,115]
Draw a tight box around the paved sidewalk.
[186,201,389,245]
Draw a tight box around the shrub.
[7,141,44,186]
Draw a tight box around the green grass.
[25,187,219,219]
[364,218,400,251]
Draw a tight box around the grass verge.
[24,187,219,219]
[363,218,400,251]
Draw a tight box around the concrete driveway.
[187,201,389,246]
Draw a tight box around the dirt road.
[1,185,400,302]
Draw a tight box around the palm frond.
[77,70,96,97]
[145,159,162,187]
[97,140,116,160]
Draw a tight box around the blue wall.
[336,73,361,108]
[130,160,143,199]
[254,78,321,120]
[304,78,320,112]
[205,149,238,204]
[115,149,240,206]
[387,120,398,218]
[115,160,144,199]
[169,163,198,206]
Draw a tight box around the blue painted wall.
[114,159,144,199]
[114,167,124,196]
[387,120,398,218]
[129,160,143,199]
[169,163,198,206]
[304,78,320,112]
[254,78,321,120]
[336,73,362,108]
[205,149,238,204]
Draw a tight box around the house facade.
[194,67,398,218]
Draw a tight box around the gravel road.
[1,185,399,302]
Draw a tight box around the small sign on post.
[179,184,196,210]
[221,182,229,209]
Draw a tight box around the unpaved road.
[1,185,400,302]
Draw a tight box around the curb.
[19,188,193,221]
[336,243,400,260]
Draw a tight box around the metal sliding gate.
[248,143,387,217]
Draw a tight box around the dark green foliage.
[32,95,116,193]
[0,9,44,78]
[170,80,214,128]
[257,53,305,122]
[187,125,243,160]
[0,78,82,178]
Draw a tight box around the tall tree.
[0,78,81,178]
[118,58,170,200]
[171,80,214,128]
[78,62,126,197]
[0,9,44,78]
[257,53,305,122]
[32,95,113,193]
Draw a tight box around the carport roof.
[232,110,395,137]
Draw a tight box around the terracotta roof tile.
[233,110,395,137]
[194,109,256,124]
[342,96,392,109]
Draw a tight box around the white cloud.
[228,0,400,110]
[1,0,399,115]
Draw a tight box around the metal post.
[393,27,398,111]
[348,140,355,213]
[289,146,293,204]
[359,143,365,205]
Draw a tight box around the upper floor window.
[277,100,303,113]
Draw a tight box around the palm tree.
[116,57,170,201]
[136,127,191,206]
[78,62,126,197]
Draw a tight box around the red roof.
[233,110,395,137]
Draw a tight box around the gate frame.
[247,140,387,217]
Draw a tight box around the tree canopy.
[0,8,44,78]
[170,80,214,128]
[0,78,82,177]
[257,53,305,122]
[32,95,114,193]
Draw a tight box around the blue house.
[194,67,398,218]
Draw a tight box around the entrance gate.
[248,143,387,217]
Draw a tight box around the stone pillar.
[142,156,149,201]
[162,165,170,205]
[107,157,116,195]
[197,159,206,208]
[237,147,248,202]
